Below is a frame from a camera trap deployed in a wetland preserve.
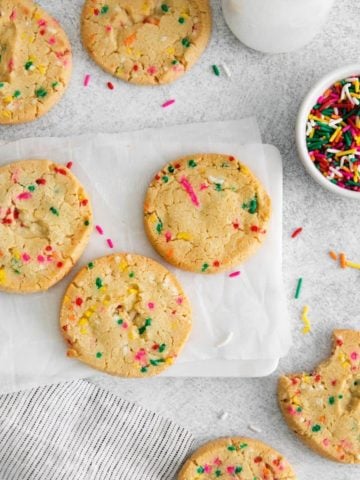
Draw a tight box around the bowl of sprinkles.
[296,65,360,198]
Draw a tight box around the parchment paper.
[0,119,291,392]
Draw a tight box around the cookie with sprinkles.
[178,437,297,480]
[0,159,92,293]
[278,330,360,464]
[60,253,192,377]
[0,0,72,124]
[81,0,211,85]
[144,153,271,274]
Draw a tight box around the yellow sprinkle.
[355,79,359,93]
[165,357,174,365]
[3,96,13,105]
[37,65,46,75]
[29,55,36,62]
[176,232,192,241]
[63,295,71,304]
[79,327,88,335]
[127,287,138,295]
[148,213,157,224]
[34,12,42,20]
[346,260,360,270]
[12,250,20,261]
[1,110,12,119]
[128,328,139,340]
[301,305,312,334]
[309,128,315,138]
[335,149,356,158]
[329,127,341,143]
[166,47,175,56]
[84,310,93,318]
[78,318,88,327]
[118,259,128,272]
[0,268,6,284]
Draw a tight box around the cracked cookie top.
[278,329,360,464]
[0,0,72,124]
[144,153,271,274]
[178,437,297,480]
[60,253,192,377]
[0,159,92,293]
[81,0,211,85]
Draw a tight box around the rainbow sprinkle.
[306,76,360,191]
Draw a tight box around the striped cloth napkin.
[0,380,194,480]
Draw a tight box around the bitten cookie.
[144,153,271,274]
[81,0,211,85]
[0,0,72,124]
[178,437,297,480]
[278,330,360,464]
[0,159,92,293]
[60,253,192,378]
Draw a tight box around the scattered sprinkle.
[49,207,59,216]
[340,252,347,269]
[107,238,114,249]
[229,271,241,278]
[66,161,73,169]
[294,277,303,299]
[17,192,32,200]
[84,74,91,87]
[329,250,338,260]
[346,260,360,270]
[96,352,103,358]
[221,62,231,78]
[162,99,175,108]
[212,64,220,76]
[179,176,200,207]
[301,305,312,334]
[96,225,104,235]
[107,81,114,90]
[248,424,262,433]
[95,277,103,289]
[218,411,229,420]
[216,332,234,348]
[291,227,303,238]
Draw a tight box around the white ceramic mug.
[222,0,335,54]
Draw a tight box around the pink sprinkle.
[287,406,297,416]
[165,231,172,242]
[38,18,47,27]
[323,438,330,447]
[8,59,14,72]
[162,99,175,108]
[229,271,241,278]
[200,183,209,190]
[204,465,212,474]
[105,24,112,32]
[135,349,146,361]
[350,351,358,360]
[179,176,200,207]
[107,238,114,249]
[213,458,222,467]
[48,36,56,45]
[226,466,235,475]
[17,192,32,200]
[343,125,351,133]
[147,66,157,75]
[122,322,128,329]
[148,302,155,310]
[84,74,91,87]
[9,9,16,20]
[176,297,183,305]
[95,225,104,235]
[22,253,31,262]
[37,255,45,263]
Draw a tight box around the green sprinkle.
[117,319,123,325]
[24,60,33,70]
[84,219,90,226]
[145,318,152,326]
[338,394,343,399]
[201,263,209,272]
[139,327,146,334]
[161,3,169,12]
[328,396,335,405]
[150,358,165,366]
[235,467,243,474]
[140,366,148,373]
[221,162,229,168]
[159,343,166,353]
[101,5,109,14]
[312,424,321,432]
[95,277,103,289]
[168,165,175,173]
[178,16,185,24]
[188,159,197,168]
[181,37,190,48]
[139,318,152,335]
[14,269,21,275]
[296,406,303,412]
[162,175,169,183]
[215,183,222,191]
[13,90,21,98]
[88,262,94,269]
[215,470,222,478]
[96,352,103,358]
[129,271,135,278]
[239,443,248,449]
[28,185,35,192]
[52,81,59,88]
[227,445,236,451]
[35,87,47,98]
[0,82,4,88]
[249,197,258,214]
[156,220,163,234]
[212,64,220,76]
[171,59,179,65]
[197,466,204,474]
[50,206,59,216]
[294,277,303,299]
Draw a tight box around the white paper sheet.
[0,120,291,392]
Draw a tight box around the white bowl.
[296,64,360,199]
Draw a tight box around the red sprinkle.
[96,225,104,235]
[66,161,73,169]
[75,297,83,306]
[57,261,64,268]
[54,167,67,176]
[36,178,46,185]
[291,227,303,238]
[107,238,114,249]
[107,82,114,90]
[213,260,220,267]
[229,271,241,278]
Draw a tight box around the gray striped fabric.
[0,380,194,480]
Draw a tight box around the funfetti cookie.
[278,329,360,464]
[178,437,297,480]
[0,159,92,293]
[0,0,72,124]
[144,153,271,274]
[81,0,211,85]
[60,253,192,378]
